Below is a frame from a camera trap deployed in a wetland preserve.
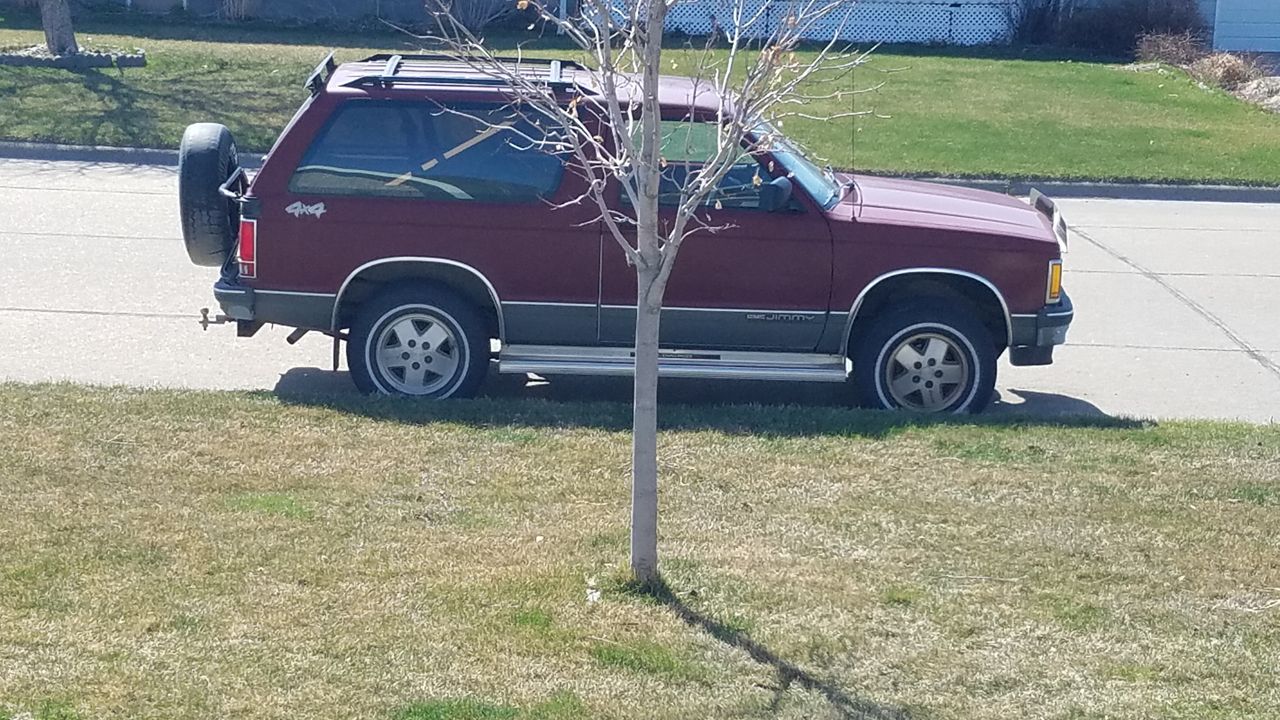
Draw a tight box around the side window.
[290,102,566,203]
[653,121,764,210]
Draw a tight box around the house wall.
[1213,0,1280,51]
[661,0,1016,46]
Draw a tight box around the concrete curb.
[0,141,265,169]
[3,140,1278,202]
[910,177,1280,204]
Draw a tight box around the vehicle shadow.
[636,574,911,719]
[272,365,1144,438]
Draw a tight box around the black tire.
[851,301,997,414]
[178,123,240,267]
[347,285,489,399]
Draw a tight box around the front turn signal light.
[1047,259,1063,304]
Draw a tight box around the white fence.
[658,0,1017,46]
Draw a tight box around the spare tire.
[178,123,240,267]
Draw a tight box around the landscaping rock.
[0,45,146,70]
[1237,76,1280,104]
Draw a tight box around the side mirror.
[759,176,794,213]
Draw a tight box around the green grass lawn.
[1,16,1279,183]
[2,383,1279,719]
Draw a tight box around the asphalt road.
[1,157,1277,423]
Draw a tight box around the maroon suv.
[178,53,1072,413]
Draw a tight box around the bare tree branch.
[406,0,876,583]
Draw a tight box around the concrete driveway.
[1,157,1276,422]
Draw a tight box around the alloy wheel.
[883,331,971,412]
[374,312,462,395]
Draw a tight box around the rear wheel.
[852,302,997,414]
[178,123,240,267]
[347,285,489,399]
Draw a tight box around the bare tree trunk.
[629,265,663,585]
[626,0,669,588]
[39,0,78,56]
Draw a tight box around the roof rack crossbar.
[380,54,404,84]
[305,50,338,97]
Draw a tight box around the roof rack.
[360,53,587,71]
[346,53,592,94]
[305,50,337,97]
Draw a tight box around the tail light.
[238,219,257,279]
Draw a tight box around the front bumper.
[1008,290,1073,366]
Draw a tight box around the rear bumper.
[1008,290,1073,366]
[214,279,335,331]
[215,280,255,321]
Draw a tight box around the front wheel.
[851,302,997,414]
[347,285,489,398]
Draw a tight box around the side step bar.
[498,345,849,383]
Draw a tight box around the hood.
[832,174,1057,244]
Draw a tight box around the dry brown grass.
[1190,52,1270,90]
[1136,31,1207,67]
[1,384,1279,719]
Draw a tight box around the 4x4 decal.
[286,201,327,219]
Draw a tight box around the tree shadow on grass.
[272,366,1150,439]
[633,575,911,719]
[0,61,290,150]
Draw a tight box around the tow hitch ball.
[198,308,230,331]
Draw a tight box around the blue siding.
[1215,0,1280,52]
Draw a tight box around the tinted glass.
[649,121,764,210]
[755,123,840,209]
[290,102,566,203]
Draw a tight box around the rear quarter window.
[289,101,566,203]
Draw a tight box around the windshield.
[756,124,842,209]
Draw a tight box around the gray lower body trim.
[502,301,597,346]
[599,305,829,351]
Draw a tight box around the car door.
[256,97,600,345]
[598,120,834,351]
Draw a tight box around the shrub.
[427,0,517,34]
[1058,0,1206,56]
[1007,0,1077,45]
[1136,31,1207,66]
[219,0,254,21]
[1190,52,1268,90]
